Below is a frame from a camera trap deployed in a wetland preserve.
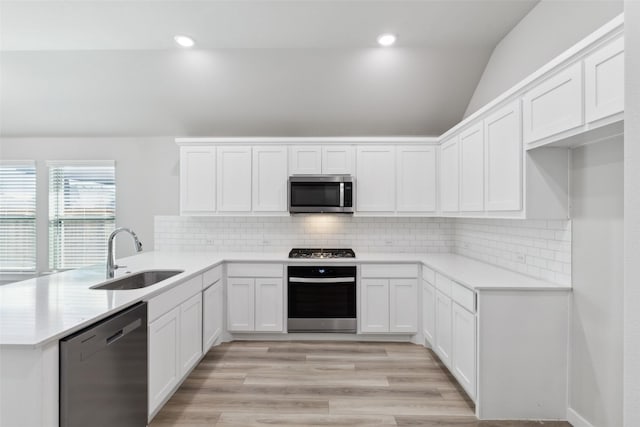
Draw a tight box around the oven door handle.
[289,277,355,284]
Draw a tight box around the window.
[0,162,37,272]
[48,161,116,270]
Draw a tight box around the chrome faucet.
[106,227,143,278]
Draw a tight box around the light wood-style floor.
[150,341,570,427]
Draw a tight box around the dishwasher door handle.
[81,317,143,360]
[106,318,142,346]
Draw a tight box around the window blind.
[48,162,116,270]
[0,162,37,272]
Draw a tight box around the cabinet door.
[522,62,583,145]
[484,101,522,211]
[322,145,355,175]
[289,145,322,175]
[440,137,459,212]
[180,293,203,376]
[435,290,452,368]
[217,146,252,212]
[255,278,284,332]
[452,303,477,400]
[252,146,288,212]
[180,146,216,215]
[203,281,223,352]
[422,280,436,346]
[356,146,396,212]
[227,278,255,331]
[459,123,485,212]
[585,36,624,123]
[360,279,390,333]
[389,279,418,333]
[396,146,437,213]
[149,306,180,416]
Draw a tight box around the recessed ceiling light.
[174,35,195,48]
[377,33,397,47]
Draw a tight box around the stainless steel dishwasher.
[60,302,148,427]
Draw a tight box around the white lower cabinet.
[179,293,203,376]
[148,275,206,419]
[255,278,284,331]
[149,307,181,417]
[227,278,255,332]
[203,281,223,352]
[360,276,418,334]
[389,279,418,333]
[452,302,476,400]
[226,264,284,333]
[434,289,453,368]
[360,279,390,333]
[422,279,436,346]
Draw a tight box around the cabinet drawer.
[435,273,453,298]
[451,281,475,313]
[422,265,435,284]
[203,265,222,288]
[361,264,418,278]
[227,263,283,278]
[148,275,203,322]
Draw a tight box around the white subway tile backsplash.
[155,215,572,285]
[453,218,572,285]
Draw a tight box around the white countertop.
[0,251,569,348]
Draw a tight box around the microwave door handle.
[339,182,345,207]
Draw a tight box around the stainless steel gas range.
[287,248,357,333]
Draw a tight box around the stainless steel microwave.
[288,175,354,214]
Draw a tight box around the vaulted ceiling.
[0,0,539,137]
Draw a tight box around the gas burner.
[289,248,356,259]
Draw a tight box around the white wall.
[0,137,179,272]
[624,1,640,425]
[569,137,623,427]
[464,0,623,117]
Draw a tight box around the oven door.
[287,277,356,332]
[289,176,353,213]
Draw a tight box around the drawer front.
[203,265,222,288]
[227,263,283,278]
[361,264,418,278]
[422,265,435,284]
[148,275,203,323]
[451,281,475,313]
[435,273,453,298]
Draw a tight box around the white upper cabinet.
[459,123,485,212]
[289,145,322,175]
[396,146,437,213]
[440,137,459,212]
[484,101,522,212]
[252,146,288,212]
[322,145,355,175]
[180,146,216,215]
[585,36,624,123]
[217,146,252,212]
[356,146,396,212]
[522,62,583,145]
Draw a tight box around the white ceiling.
[0,0,539,137]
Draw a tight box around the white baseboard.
[567,408,596,427]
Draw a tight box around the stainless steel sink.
[91,270,184,290]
